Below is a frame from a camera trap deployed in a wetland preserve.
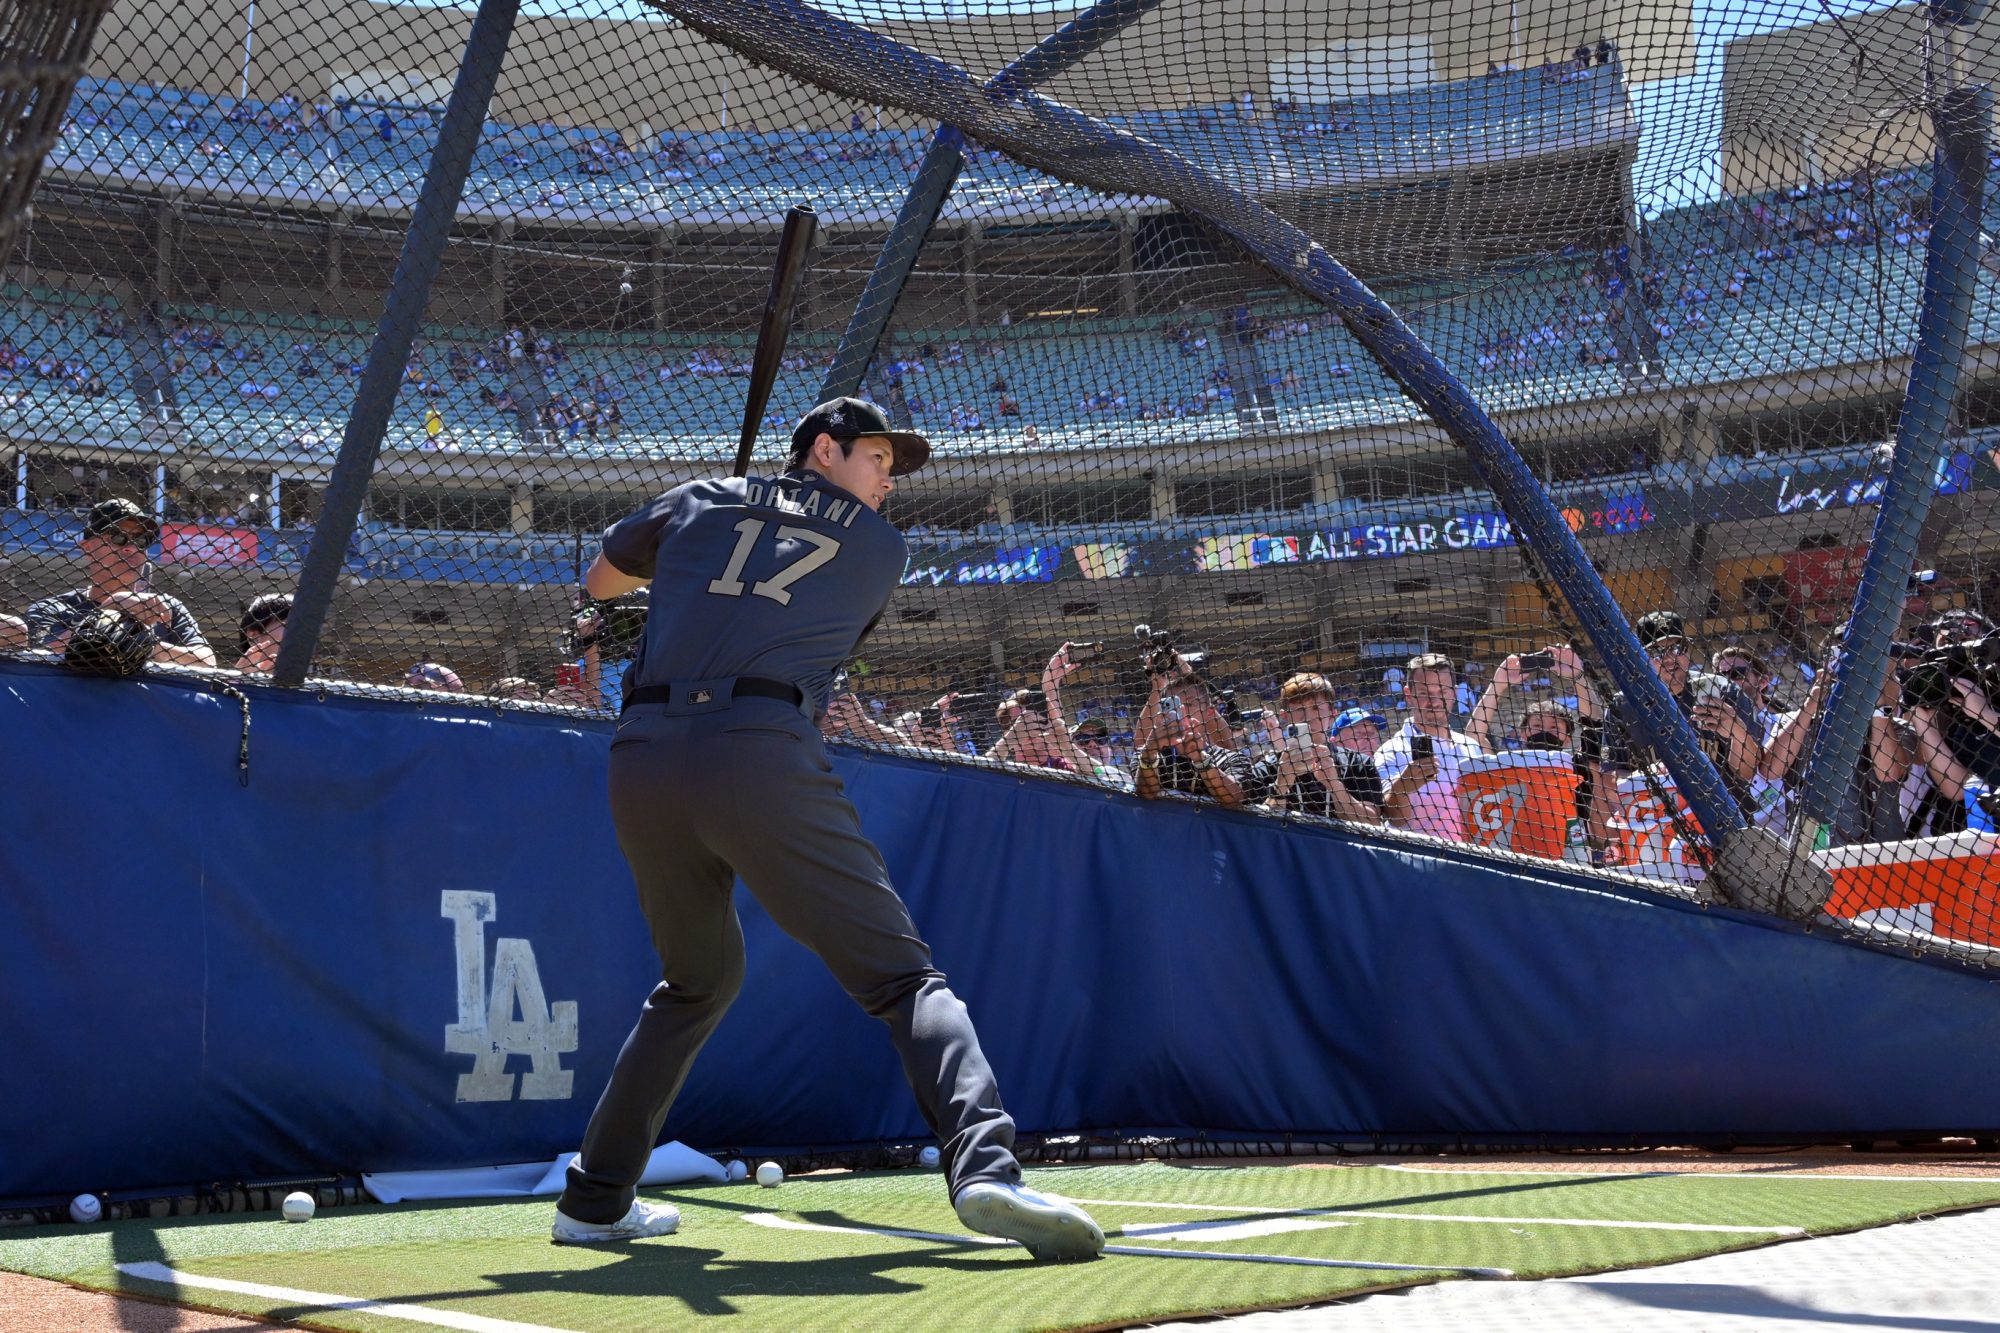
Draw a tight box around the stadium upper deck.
[0,163,1974,470]
[48,61,1631,227]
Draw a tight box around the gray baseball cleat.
[551,1198,680,1244]
[954,1181,1105,1261]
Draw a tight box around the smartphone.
[1692,674,1732,705]
[917,706,943,730]
[1518,650,1555,671]
[1282,720,1314,753]
[1160,694,1186,728]
[1014,687,1048,713]
[1240,707,1266,724]
[1409,733,1434,763]
[1064,641,1107,664]
[555,663,582,687]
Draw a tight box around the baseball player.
[552,397,1104,1262]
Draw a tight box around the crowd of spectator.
[799,604,2000,880]
[9,496,1998,897]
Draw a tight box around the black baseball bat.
[733,204,818,477]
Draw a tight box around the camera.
[1134,623,1178,677]
[1901,633,2000,710]
[1691,673,1735,706]
[564,586,649,660]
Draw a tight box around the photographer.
[986,686,1071,769]
[1241,675,1384,824]
[25,499,215,668]
[1760,625,1912,846]
[1037,640,1131,790]
[1133,643,1250,809]
[568,586,649,710]
[1462,643,1599,751]
[1375,652,1486,840]
[1601,611,1760,809]
[1901,629,2000,826]
[820,690,915,747]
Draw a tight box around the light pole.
[239,0,257,102]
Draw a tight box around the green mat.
[4,1163,1997,1332]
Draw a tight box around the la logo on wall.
[441,890,577,1102]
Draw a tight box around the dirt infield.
[0,1270,277,1330]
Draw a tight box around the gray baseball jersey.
[601,469,904,713]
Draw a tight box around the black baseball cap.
[789,397,931,476]
[83,497,159,542]
[1634,609,1689,649]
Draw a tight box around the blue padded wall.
[3,659,1997,1200]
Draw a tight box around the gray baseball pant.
[559,694,1023,1223]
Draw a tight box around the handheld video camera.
[1901,633,2000,710]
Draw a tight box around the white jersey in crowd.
[1375,721,1486,842]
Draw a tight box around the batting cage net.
[5,0,2000,958]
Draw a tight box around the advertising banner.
[160,522,260,567]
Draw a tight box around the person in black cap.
[1601,608,1760,808]
[22,498,215,667]
[550,397,1104,1260]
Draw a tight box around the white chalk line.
[1377,1163,2000,1184]
[1068,1197,1804,1236]
[115,1262,577,1333]
[740,1212,1511,1276]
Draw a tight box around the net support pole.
[819,125,966,404]
[657,0,1760,873]
[818,0,1164,403]
[271,0,520,687]
[1796,73,1991,841]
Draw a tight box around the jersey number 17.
[707,517,841,606]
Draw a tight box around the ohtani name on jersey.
[744,478,862,528]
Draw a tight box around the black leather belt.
[622,677,803,713]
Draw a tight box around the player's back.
[610,471,905,713]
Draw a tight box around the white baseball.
[281,1191,316,1223]
[725,1159,748,1183]
[918,1146,941,1169]
[69,1194,102,1224]
[755,1161,784,1188]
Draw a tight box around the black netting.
[5,0,2000,959]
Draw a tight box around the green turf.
[4,1163,1998,1332]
